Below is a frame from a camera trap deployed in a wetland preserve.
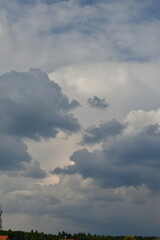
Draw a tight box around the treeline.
[0,229,156,240]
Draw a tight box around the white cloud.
[50,61,160,129]
[125,109,160,135]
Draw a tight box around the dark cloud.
[0,135,31,171]
[82,119,126,145]
[56,96,80,113]
[0,68,80,175]
[0,134,47,177]
[0,68,80,140]
[22,161,47,178]
[87,96,109,109]
[105,124,160,167]
[52,124,160,190]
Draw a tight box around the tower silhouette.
[0,203,2,230]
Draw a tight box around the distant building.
[0,236,9,240]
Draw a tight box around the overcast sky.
[0,0,160,236]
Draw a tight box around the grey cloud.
[0,134,47,177]
[0,0,160,75]
[0,134,31,171]
[82,119,126,145]
[56,96,81,113]
[16,0,103,5]
[52,123,160,190]
[3,188,61,216]
[87,96,109,109]
[16,0,69,4]
[22,161,47,179]
[52,148,105,178]
[105,124,160,167]
[1,170,157,235]
[0,68,80,140]
[0,68,80,174]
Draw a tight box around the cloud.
[48,109,160,235]
[87,96,109,109]
[2,173,158,235]
[52,112,160,191]
[0,135,31,171]
[0,68,80,140]
[16,0,69,4]
[0,0,160,235]
[1,0,160,74]
[82,119,125,145]
[0,68,80,175]
[22,161,47,179]
[0,133,47,177]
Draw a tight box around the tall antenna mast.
[0,203,2,230]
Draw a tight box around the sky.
[0,0,160,236]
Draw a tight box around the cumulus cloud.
[82,119,125,145]
[53,111,160,191]
[0,68,80,140]
[87,96,109,109]
[0,68,80,175]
